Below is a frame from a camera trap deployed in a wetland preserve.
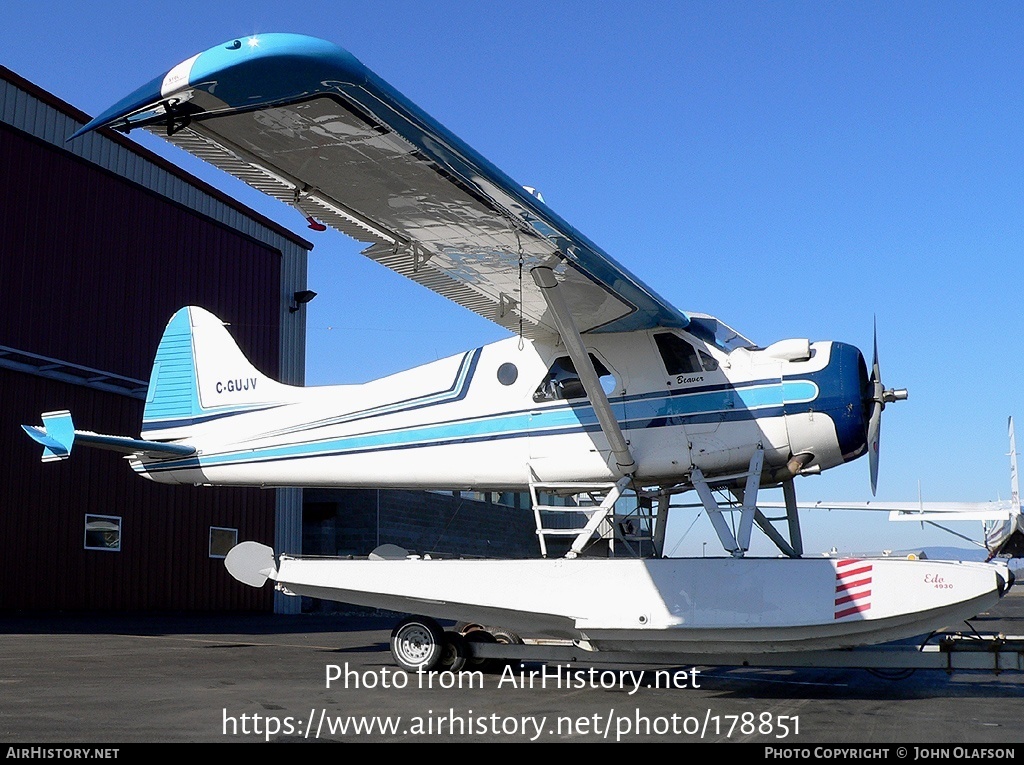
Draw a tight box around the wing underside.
[76,34,690,340]
[167,99,631,338]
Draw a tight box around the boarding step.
[529,477,632,559]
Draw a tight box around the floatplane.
[25,34,1016,671]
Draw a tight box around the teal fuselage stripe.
[139,380,817,473]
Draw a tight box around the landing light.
[290,290,318,313]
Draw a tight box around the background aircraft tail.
[984,417,1022,559]
[1010,416,1020,511]
[141,306,292,440]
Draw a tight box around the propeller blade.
[871,318,880,384]
[867,318,882,495]
[868,399,882,495]
[863,319,906,495]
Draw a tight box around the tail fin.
[1010,416,1020,511]
[142,306,292,440]
[985,417,1023,559]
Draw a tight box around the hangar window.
[84,515,121,552]
[533,354,616,402]
[209,527,239,559]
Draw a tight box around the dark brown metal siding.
[0,123,280,375]
[0,121,280,611]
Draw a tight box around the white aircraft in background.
[23,34,1013,667]
[763,417,1022,561]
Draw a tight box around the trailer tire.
[490,627,524,645]
[390,616,445,672]
[481,627,523,672]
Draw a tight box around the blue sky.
[4,2,1022,556]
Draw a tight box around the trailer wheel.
[490,627,524,645]
[474,627,523,672]
[439,631,468,672]
[390,616,445,672]
[464,629,498,671]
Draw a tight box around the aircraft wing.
[763,417,1023,557]
[73,34,692,340]
[757,500,1016,523]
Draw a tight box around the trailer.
[433,622,1024,674]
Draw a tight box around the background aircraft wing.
[761,418,1020,525]
[757,499,1015,523]
[759,499,1023,560]
[74,34,692,340]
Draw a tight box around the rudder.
[142,307,290,439]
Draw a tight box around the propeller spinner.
[866,323,908,495]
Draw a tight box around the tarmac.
[2,590,1024,745]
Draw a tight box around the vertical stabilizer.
[142,307,291,440]
[1011,417,1020,511]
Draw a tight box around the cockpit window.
[533,354,616,402]
[686,316,756,353]
[654,333,704,375]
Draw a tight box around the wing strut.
[531,266,636,476]
[736,446,764,551]
[752,479,803,558]
[692,468,742,556]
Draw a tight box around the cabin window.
[84,514,121,552]
[699,350,719,371]
[533,354,615,402]
[496,362,518,386]
[654,333,705,375]
[209,527,238,559]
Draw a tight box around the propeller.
[866,320,908,495]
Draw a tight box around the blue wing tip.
[67,33,359,142]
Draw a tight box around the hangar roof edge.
[0,64,313,252]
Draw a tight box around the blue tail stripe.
[143,309,200,427]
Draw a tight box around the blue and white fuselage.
[129,306,870,492]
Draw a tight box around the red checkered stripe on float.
[835,559,872,619]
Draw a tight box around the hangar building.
[0,66,310,613]
[1,66,537,615]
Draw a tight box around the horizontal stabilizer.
[21,410,75,462]
[225,541,278,588]
[22,409,195,463]
[72,431,196,459]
